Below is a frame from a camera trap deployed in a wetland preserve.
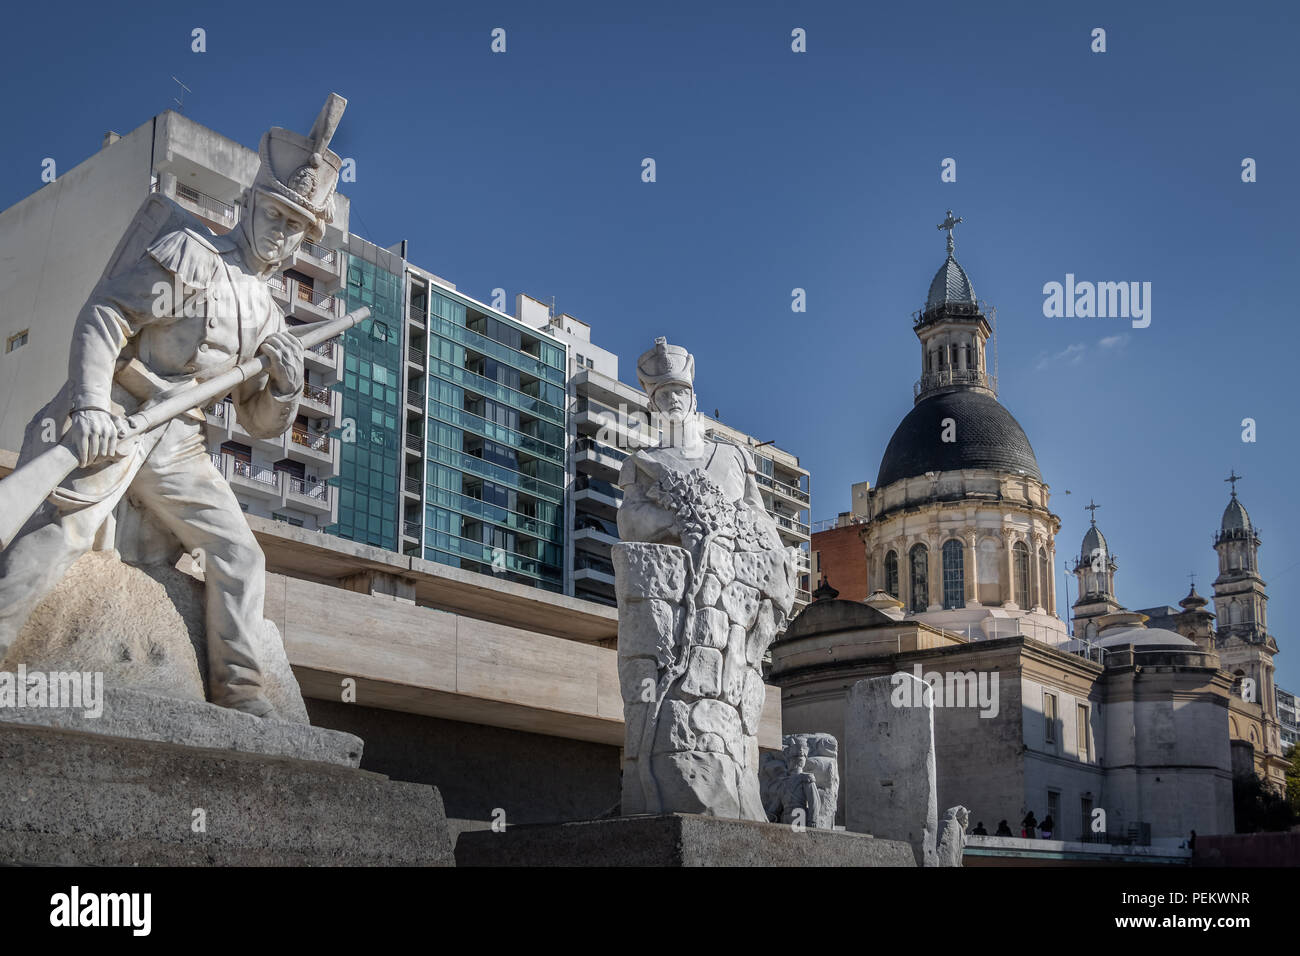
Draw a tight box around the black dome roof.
[876,390,1042,488]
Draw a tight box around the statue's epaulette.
[146,226,222,290]
[710,434,756,472]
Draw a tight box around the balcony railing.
[267,275,289,296]
[286,475,330,503]
[407,389,425,407]
[308,339,337,361]
[409,306,427,324]
[575,553,616,576]
[232,457,278,487]
[914,367,998,399]
[773,513,811,536]
[756,472,809,504]
[404,474,422,494]
[405,432,422,452]
[297,238,336,265]
[573,435,629,462]
[574,474,624,501]
[174,182,237,226]
[205,401,232,425]
[403,519,421,540]
[408,346,425,366]
[295,284,336,311]
[302,381,332,405]
[290,428,331,454]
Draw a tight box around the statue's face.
[244,191,309,266]
[652,383,695,424]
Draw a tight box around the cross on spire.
[1225,470,1242,497]
[937,209,963,256]
[1189,571,1197,589]
[1085,499,1100,524]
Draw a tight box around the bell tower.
[912,211,997,403]
[1071,500,1122,639]
[1212,472,1284,789]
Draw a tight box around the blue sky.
[3,0,1298,685]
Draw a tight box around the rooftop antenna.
[549,296,556,319]
[171,76,191,112]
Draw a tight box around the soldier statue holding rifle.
[0,94,368,719]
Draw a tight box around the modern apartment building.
[401,269,568,592]
[1278,685,1299,751]
[512,295,813,611]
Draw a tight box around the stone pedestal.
[0,720,453,866]
[455,813,916,867]
[846,674,938,867]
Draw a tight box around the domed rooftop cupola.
[876,212,1044,489]
[925,254,977,314]
[1072,499,1119,609]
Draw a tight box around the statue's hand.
[67,409,124,467]
[260,331,305,396]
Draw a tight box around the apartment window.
[575,353,585,367]
[585,357,594,368]
[1077,703,1090,760]
[272,512,305,528]
[5,330,28,353]
[1046,791,1060,835]
[1044,692,1058,745]
[1081,796,1094,841]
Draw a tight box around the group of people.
[967,813,1056,839]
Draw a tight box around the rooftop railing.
[174,182,237,225]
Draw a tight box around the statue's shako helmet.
[251,93,346,242]
[636,337,694,398]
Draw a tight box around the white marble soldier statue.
[0,95,349,718]
[613,337,796,819]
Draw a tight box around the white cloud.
[1035,343,1087,371]
[1098,334,1128,349]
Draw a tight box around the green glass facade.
[419,287,567,591]
[329,253,404,548]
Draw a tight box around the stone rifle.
[0,305,370,551]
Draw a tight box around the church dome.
[925,255,977,313]
[876,390,1042,488]
[1080,523,1107,562]
[1221,495,1251,533]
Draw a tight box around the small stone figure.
[935,805,970,866]
[761,733,840,829]
[614,338,796,820]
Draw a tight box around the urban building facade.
[1277,686,1299,751]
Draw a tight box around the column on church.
[927,534,942,611]
[898,537,910,613]
[965,532,979,605]
[1002,532,1016,607]
[1047,544,1057,615]
[1030,534,1044,612]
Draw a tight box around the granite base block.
[455,813,918,867]
[0,685,364,768]
[0,723,453,866]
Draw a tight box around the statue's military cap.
[636,336,694,397]
[252,93,348,242]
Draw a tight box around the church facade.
[780,215,1278,842]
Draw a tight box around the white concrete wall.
[0,120,154,451]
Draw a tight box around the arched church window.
[941,539,965,609]
[909,544,929,612]
[1013,541,1030,608]
[884,550,899,599]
